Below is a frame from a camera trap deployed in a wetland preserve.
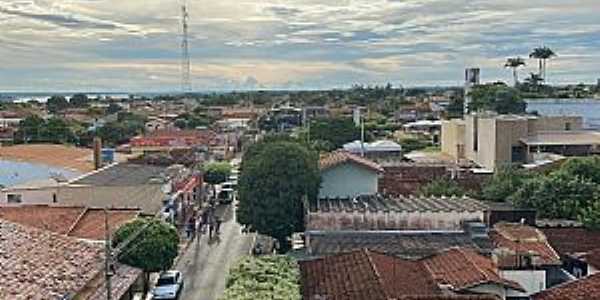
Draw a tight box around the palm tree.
[504,57,526,86]
[529,46,556,82]
[524,73,544,92]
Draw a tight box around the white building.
[318,151,383,199]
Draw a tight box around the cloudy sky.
[1,0,599,92]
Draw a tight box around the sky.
[1,0,600,92]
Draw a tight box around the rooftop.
[422,247,524,292]
[0,144,94,172]
[71,162,166,186]
[0,218,141,299]
[300,249,441,300]
[490,223,561,267]
[520,130,600,146]
[0,204,140,241]
[532,273,600,300]
[0,218,104,299]
[539,227,600,256]
[319,150,384,173]
[306,230,491,259]
[309,194,489,214]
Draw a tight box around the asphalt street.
[176,203,255,300]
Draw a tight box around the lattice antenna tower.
[181,1,192,93]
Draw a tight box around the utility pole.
[104,208,113,300]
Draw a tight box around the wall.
[379,165,447,195]
[500,269,546,297]
[494,118,529,168]
[306,209,484,231]
[319,163,378,199]
[441,119,466,159]
[467,283,507,300]
[529,116,583,133]
[58,184,165,214]
[0,187,57,204]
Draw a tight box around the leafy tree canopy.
[203,162,233,185]
[70,93,90,107]
[468,84,527,114]
[481,166,536,202]
[220,255,300,300]
[306,117,360,150]
[47,95,69,114]
[237,140,320,248]
[113,218,179,273]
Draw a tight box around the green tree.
[307,117,360,149]
[204,162,233,197]
[529,46,557,82]
[113,218,179,293]
[46,95,69,114]
[398,137,433,153]
[579,201,600,230]
[468,84,527,114]
[504,57,526,86]
[481,166,535,202]
[510,172,599,219]
[559,157,600,184]
[69,93,90,107]
[220,255,300,300]
[237,140,320,250]
[419,179,466,197]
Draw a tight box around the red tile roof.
[320,150,384,173]
[300,249,441,300]
[491,223,561,267]
[0,219,104,299]
[422,248,524,292]
[0,205,140,241]
[584,248,600,269]
[540,227,600,256]
[532,273,600,300]
[130,129,216,147]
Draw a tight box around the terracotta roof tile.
[422,248,524,292]
[0,219,104,299]
[540,227,600,256]
[532,273,600,300]
[320,150,384,173]
[300,249,441,300]
[491,223,561,267]
[0,205,139,241]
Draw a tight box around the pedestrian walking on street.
[185,216,195,239]
[215,217,222,235]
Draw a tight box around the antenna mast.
[181,1,192,93]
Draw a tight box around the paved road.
[177,203,255,300]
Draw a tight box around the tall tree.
[46,95,69,114]
[69,93,90,107]
[203,162,232,198]
[237,140,320,250]
[504,57,526,86]
[468,84,527,114]
[306,117,361,150]
[113,218,179,294]
[529,46,557,82]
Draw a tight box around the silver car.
[152,271,184,300]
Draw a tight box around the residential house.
[490,223,565,297]
[318,151,384,198]
[127,129,216,155]
[299,248,518,300]
[538,221,600,278]
[302,106,330,125]
[442,113,600,170]
[0,219,142,299]
[0,204,140,241]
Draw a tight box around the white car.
[152,271,184,300]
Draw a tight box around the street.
[175,202,254,300]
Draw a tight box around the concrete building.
[442,114,599,170]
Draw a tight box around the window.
[52,193,57,203]
[6,194,22,204]
[565,122,572,131]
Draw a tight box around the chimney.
[93,137,102,170]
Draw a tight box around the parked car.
[152,270,184,300]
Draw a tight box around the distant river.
[526,99,600,129]
[0,160,81,187]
